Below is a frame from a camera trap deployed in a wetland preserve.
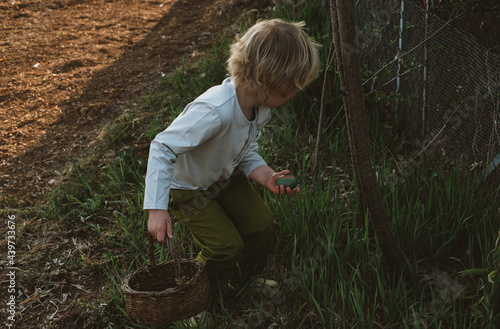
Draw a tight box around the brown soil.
[0,0,271,327]
[0,0,266,203]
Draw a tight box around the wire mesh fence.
[357,0,499,179]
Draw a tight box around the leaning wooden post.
[330,0,406,273]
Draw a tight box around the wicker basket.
[122,235,209,328]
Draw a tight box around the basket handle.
[147,234,185,287]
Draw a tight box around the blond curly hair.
[227,19,321,103]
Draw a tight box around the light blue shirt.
[144,78,272,210]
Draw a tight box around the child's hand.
[267,170,301,196]
[148,209,173,241]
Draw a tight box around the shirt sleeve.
[143,104,220,210]
[238,141,267,177]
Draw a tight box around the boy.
[144,19,320,298]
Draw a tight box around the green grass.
[36,0,500,328]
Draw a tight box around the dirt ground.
[0,0,267,203]
[0,0,272,327]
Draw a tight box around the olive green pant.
[169,172,276,295]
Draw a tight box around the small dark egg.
[275,174,298,189]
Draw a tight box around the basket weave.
[122,235,209,328]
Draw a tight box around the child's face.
[264,90,297,108]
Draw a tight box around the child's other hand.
[148,209,173,242]
[268,170,301,196]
